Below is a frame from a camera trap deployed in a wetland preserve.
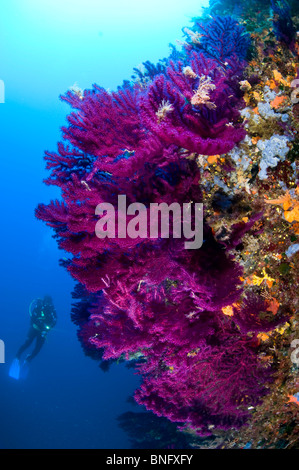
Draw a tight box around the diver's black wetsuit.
[16,297,57,362]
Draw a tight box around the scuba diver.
[9,295,57,380]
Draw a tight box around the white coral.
[257,135,290,179]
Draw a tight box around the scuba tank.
[29,298,56,333]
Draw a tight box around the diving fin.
[20,359,30,379]
[9,358,20,380]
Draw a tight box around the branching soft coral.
[35,9,283,436]
[134,334,273,436]
[140,53,246,156]
[183,15,251,62]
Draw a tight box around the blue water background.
[0,0,208,449]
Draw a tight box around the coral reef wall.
[36,0,299,446]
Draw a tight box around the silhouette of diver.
[16,295,57,363]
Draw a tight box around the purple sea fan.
[61,85,143,159]
[134,332,273,437]
[140,55,246,156]
[183,15,251,62]
[35,4,280,437]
